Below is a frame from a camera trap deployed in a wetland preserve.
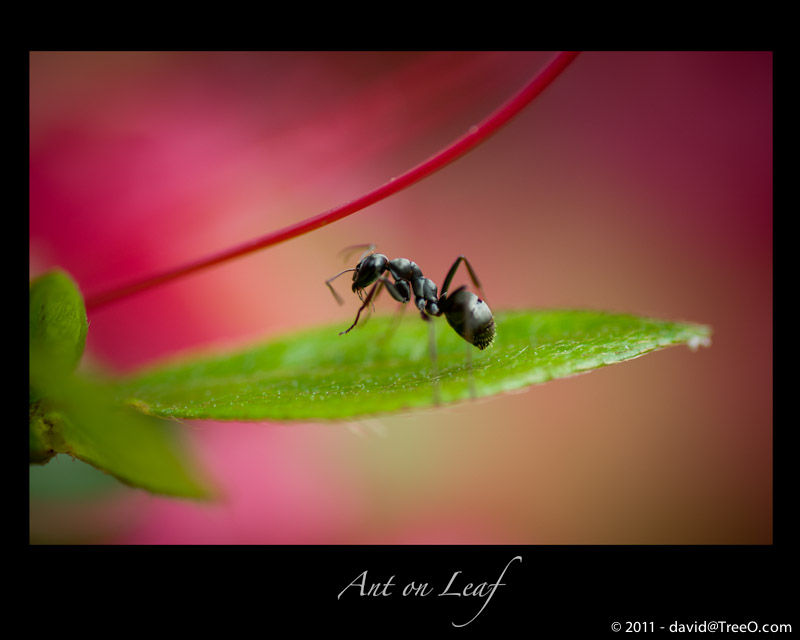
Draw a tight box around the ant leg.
[465,341,476,399]
[440,255,487,301]
[380,277,410,304]
[325,268,356,305]
[340,276,406,335]
[382,298,408,344]
[428,318,441,405]
[340,279,384,335]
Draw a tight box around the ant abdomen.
[443,289,496,350]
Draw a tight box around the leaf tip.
[687,334,712,351]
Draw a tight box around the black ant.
[326,244,495,350]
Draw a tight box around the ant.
[325,244,495,350]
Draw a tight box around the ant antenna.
[339,243,376,264]
[325,268,356,305]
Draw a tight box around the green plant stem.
[85,52,580,311]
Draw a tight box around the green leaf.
[29,269,88,376]
[30,364,212,498]
[114,310,712,421]
[29,269,211,499]
[30,269,89,460]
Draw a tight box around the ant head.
[442,289,495,349]
[352,253,388,292]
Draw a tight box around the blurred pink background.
[29,51,772,544]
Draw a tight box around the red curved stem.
[86,51,580,310]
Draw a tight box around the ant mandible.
[325,244,496,350]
